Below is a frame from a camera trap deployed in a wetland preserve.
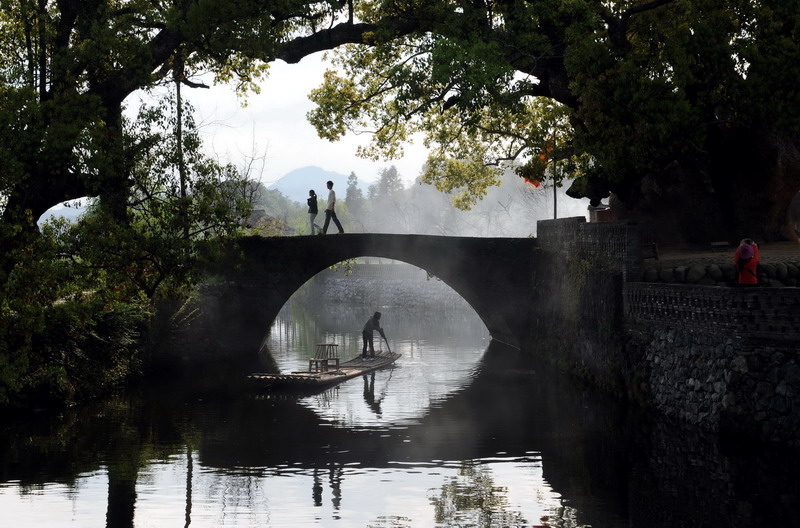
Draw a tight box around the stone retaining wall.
[528,218,630,393]
[535,217,800,446]
[624,282,800,445]
[537,216,642,281]
[624,282,800,336]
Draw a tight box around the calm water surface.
[1,302,799,527]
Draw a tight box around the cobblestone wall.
[626,415,800,527]
[625,283,800,336]
[625,282,800,445]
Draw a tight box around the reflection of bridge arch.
[227,234,536,348]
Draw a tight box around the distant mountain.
[37,201,88,226]
[267,166,370,203]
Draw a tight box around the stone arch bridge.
[219,234,537,350]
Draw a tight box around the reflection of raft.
[247,352,401,393]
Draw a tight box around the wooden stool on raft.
[309,343,340,372]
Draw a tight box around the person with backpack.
[734,238,760,286]
[307,189,322,235]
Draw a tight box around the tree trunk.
[609,125,800,248]
[708,124,800,244]
[96,101,130,225]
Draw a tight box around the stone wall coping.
[624,282,800,341]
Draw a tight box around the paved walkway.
[648,241,800,268]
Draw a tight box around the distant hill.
[268,166,370,203]
[37,201,88,226]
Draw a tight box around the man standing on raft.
[362,311,387,359]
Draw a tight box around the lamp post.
[550,156,561,219]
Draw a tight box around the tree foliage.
[0,0,386,288]
[70,95,253,299]
[0,88,253,406]
[2,0,799,280]
[247,184,307,236]
[0,217,150,405]
[307,0,800,241]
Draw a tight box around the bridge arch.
[224,234,537,350]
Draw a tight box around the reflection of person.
[312,468,323,507]
[322,180,344,234]
[307,189,321,235]
[312,466,343,509]
[362,373,382,416]
[362,311,386,358]
[734,238,760,286]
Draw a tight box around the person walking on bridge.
[307,189,322,235]
[362,311,386,359]
[322,180,345,234]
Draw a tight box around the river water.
[1,299,799,527]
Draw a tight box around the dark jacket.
[307,195,318,214]
[362,316,385,338]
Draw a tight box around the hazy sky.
[163,52,429,186]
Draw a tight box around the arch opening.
[259,255,488,368]
[261,256,491,427]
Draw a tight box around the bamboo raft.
[247,349,401,393]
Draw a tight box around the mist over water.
[348,169,591,237]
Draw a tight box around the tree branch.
[599,0,678,53]
[181,77,210,89]
[276,18,420,64]
[622,0,677,20]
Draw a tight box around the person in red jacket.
[734,238,760,286]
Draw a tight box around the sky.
[143,52,430,187]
